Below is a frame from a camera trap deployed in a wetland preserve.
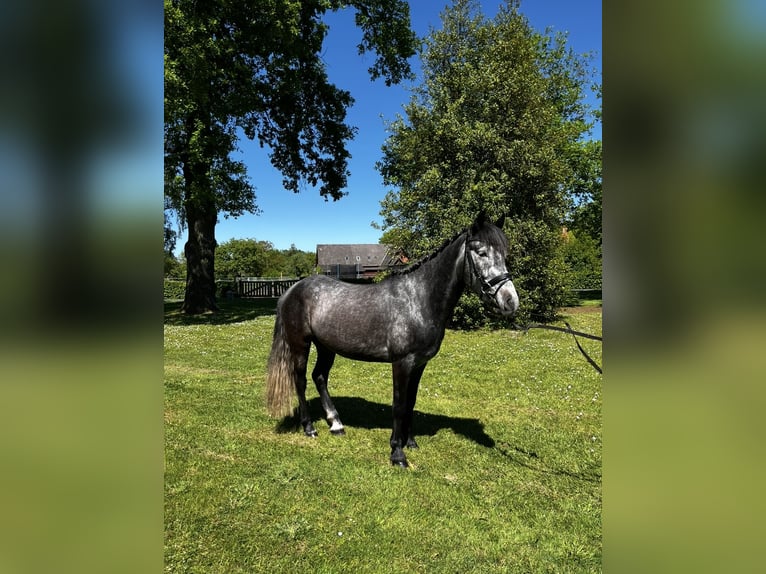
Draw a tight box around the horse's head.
[464,214,519,317]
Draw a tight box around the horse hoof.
[391,459,409,469]
[330,428,346,436]
[304,429,318,438]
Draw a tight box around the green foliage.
[377,0,599,323]
[164,252,183,278]
[562,138,601,293]
[164,279,186,300]
[216,238,275,278]
[506,219,571,323]
[562,231,602,290]
[165,300,601,572]
[275,244,316,278]
[216,238,315,279]
[450,292,489,330]
[566,139,602,246]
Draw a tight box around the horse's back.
[285,274,381,308]
[282,275,395,361]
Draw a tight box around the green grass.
[165,299,601,573]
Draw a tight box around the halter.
[464,235,513,302]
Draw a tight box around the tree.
[216,238,274,278]
[561,229,602,290]
[282,244,316,277]
[567,138,602,247]
[377,0,598,322]
[215,238,316,278]
[165,0,418,313]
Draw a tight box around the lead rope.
[462,238,601,373]
[513,321,603,374]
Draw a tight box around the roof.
[316,244,392,266]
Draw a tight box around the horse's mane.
[389,227,469,277]
[388,220,508,277]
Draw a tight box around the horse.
[265,214,519,467]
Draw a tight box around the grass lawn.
[165,298,601,573]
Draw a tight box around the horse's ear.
[471,211,487,233]
[471,211,505,232]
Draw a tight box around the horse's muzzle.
[496,284,519,316]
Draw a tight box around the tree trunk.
[182,202,219,314]
[178,108,221,314]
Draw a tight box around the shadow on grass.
[277,396,495,449]
[494,441,602,483]
[277,397,600,482]
[164,298,277,326]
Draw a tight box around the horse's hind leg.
[312,342,345,435]
[293,341,317,437]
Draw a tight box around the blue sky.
[187,0,601,255]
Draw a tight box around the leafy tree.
[282,244,316,277]
[165,0,417,313]
[564,132,601,293]
[561,229,602,290]
[567,138,602,247]
[165,253,185,279]
[216,238,274,278]
[216,238,316,279]
[377,0,598,323]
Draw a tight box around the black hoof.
[330,428,346,436]
[391,459,409,468]
[304,429,318,438]
[406,438,419,449]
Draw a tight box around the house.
[316,244,408,280]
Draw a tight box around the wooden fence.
[236,278,300,298]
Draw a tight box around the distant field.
[164,299,602,573]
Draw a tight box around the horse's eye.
[477,250,488,258]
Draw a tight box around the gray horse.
[266,214,518,467]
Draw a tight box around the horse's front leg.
[390,358,421,467]
[403,363,427,450]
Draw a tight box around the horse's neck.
[408,235,466,322]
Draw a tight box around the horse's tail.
[266,306,296,418]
